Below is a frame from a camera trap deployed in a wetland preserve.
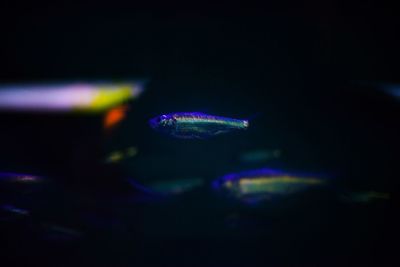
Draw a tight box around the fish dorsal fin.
[172,112,208,117]
[189,112,208,116]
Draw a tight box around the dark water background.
[0,2,399,266]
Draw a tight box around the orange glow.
[103,105,129,130]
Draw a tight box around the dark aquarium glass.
[0,2,399,267]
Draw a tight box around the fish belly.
[174,119,228,139]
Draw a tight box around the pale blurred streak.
[0,82,145,113]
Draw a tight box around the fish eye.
[157,116,166,123]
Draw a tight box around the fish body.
[0,204,30,222]
[40,223,83,242]
[1,204,29,216]
[149,112,249,139]
[105,147,138,163]
[0,172,45,196]
[213,168,324,202]
[239,149,282,163]
[0,172,42,183]
[149,178,204,195]
[340,191,390,203]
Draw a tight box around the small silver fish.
[1,204,29,216]
[239,149,282,163]
[149,178,204,195]
[104,147,138,163]
[0,172,42,184]
[0,205,30,222]
[149,112,249,139]
[41,223,83,242]
[0,172,45,194]
[340,191,390,203]
[213,168,325,203]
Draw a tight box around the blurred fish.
[104,147,138,163]
[149,112,248,139]
[121,178,168,203]
[0,172,45,194]
[148,178,204,195]
[353,81,400,100]
[0,204,30,221]
[1,204,29,216]
[239,149,282,163]
[383,87,400,98]
[213,168,325,203]
[0,82,144,113]
[103,104,129,130]
[340,191,390,203]
[40,223,83,242]
[0,172,43,184]
[364,82,400,99]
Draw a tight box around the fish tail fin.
[126,178,157,195]
[243,112,263,128]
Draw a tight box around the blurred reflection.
[0,82,144,113]
[103,104,129,130]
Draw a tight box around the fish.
[340,191,390,203]
[40,223,83,242]
[380,85,400,100]
[104,147,138,163]
[352,81,400,100]
[149,112,249,139]
[0,172,45,195]
[0,172,43,184]
[148,178,204,195]
[239,149,282,163]
[0,81,144,113]
[213,168,325,203]
[0,204,30,221]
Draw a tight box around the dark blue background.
[0,2,399,266]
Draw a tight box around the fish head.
[149,114,176,132]
[212,174,239,196]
